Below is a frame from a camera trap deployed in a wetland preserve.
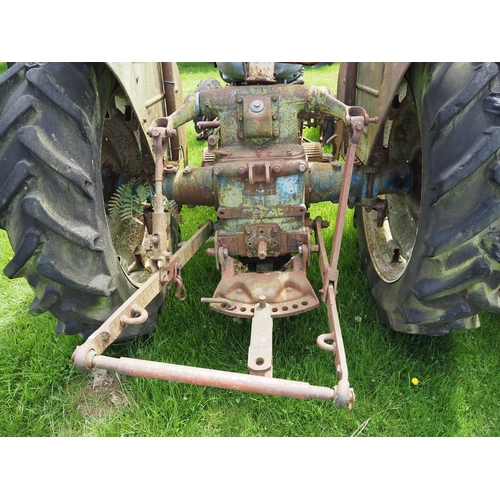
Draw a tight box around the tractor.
[1,62,499,409]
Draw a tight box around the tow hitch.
[72,78,380,409]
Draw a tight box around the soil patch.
[74,368,130,419]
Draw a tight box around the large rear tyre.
[0,62,164,340]
[356,62,500,334]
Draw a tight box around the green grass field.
[1,63,500,440]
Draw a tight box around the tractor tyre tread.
[356,62,500,334]
[0,62,162,340]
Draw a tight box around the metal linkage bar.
[313,214,355,409]
[310,116,371,410]
[72,269,165,369]
[323,114,367,299]
[324,284,355,409]
[248,296,273,377]
[72,220,213,370]
[90,354,336,401]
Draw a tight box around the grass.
[1,63,500,439]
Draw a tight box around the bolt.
[298,164,307,173]
[272,165,282,174]
[258,295,267,308]
[101,331,110,341]
[273,131,279,137]
[250,100,264,113]
[272,226,279,233]
[238,166,247,175]
[355,121,364,131]
[213,167,222,176]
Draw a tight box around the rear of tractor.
[1,62,500,409]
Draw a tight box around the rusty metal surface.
[91,354,336,401]
[324,284,355,409]
[72,220,213,369]
[337,63,358,107]
[208,248,319,319]
[313,223,355,409]
[248,298,273,376]
[152,82,377,275]
[150,128,170,271]
[162,62,182,162]
[247,62,275,83]
[96,70,381,409]
[244,223,281,259]
[311,115,364,410]
[162,159,410,211]
[164,220,213,273]
[338,62,410,165]
[326,116,365,296]
[72,269,165,369]
[216,62,303,84]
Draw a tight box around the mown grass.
[1,62,500,438]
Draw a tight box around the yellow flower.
[411,377,420,386]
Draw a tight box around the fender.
[337,62,410,165]
[106,62,187,163]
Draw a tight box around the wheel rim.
[362,84,422,284]
[101,91,152,288]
